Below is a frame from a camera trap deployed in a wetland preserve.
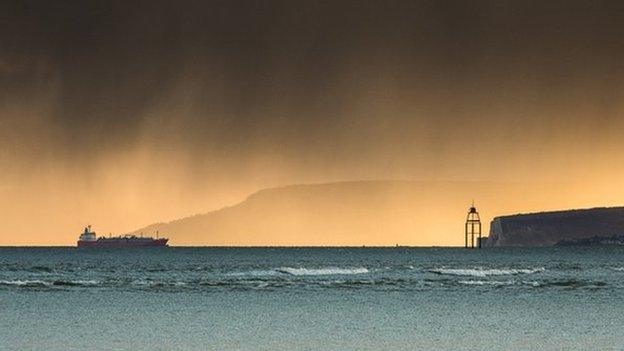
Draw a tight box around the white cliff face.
[485,207,624,247]
[484,218,503,247]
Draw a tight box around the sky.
[2,0,624,245]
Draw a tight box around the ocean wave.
[276,267,369,276]
[52,280,99,287]
[446,278,606,289]
[458,280,515,286]
[0,279,101,288]
[611,267,624,272]
[229,267,370,277]
[522,281,541,287]
[0,279,51,287]
[132,280,187,287]
[429,267,545,277]
[0,265,55,273]
[4,276,609,291]
[31,266,55,273]
[535,280,607,288]
[226,269,281,277]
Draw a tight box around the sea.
[1,247,624,351]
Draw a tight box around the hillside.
[132,180,623,246]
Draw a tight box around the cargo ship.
[77,225,168,248]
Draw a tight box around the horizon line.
[0,245,469,249]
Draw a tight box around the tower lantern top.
[468,200,478,214]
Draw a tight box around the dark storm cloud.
[5,0,624,244]
[3,0,624,160]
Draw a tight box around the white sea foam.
[0,279,103,288]
[458,279,544,287]
[522,281,541,287]
[430,267,545,277]
[611,267,624,272]
[276,267,369,276]
[458,280,514,286]
[0,279,51,286]
[73,280,99,285]
[227,270,281,277]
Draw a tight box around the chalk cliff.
[485,207,624,247]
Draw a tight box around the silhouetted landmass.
[132,180,622,246]
[486,207,624,247]
[134,181,489,246]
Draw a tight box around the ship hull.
[77,238,168,248]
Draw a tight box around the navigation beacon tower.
[465,202,482,249]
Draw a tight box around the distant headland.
[485,207,624,247]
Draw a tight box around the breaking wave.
[276,267,369,276]
[0,279,99,287]
[229,267,370,276]
[226,270,281,277]
[132,280,187,288]
[0,279,51,287]
[429,267,545,277]
[458,280,515,286]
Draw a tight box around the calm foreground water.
[1,247,624,350]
